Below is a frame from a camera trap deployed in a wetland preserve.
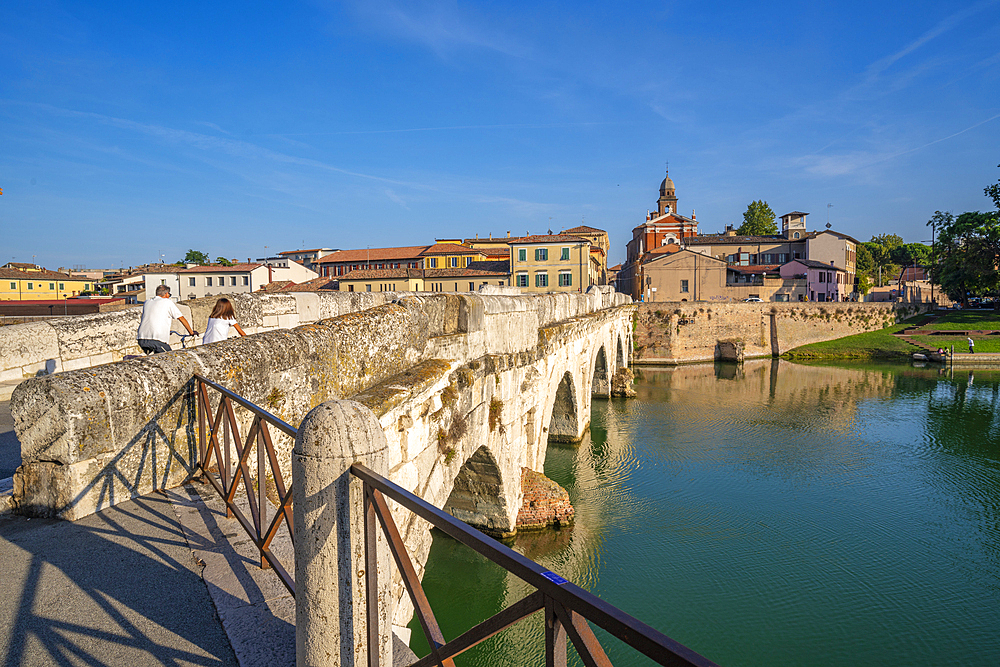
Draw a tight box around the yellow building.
[420,243,486,269]
[337,268,425,292]
[0,266,94,301]
[562,225,610,284]
[508,235,592,293]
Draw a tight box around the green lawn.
[908,334,1000,353]
[919,310,1000,331]
[783,322,919,359]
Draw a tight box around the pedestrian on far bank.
[968,337,975,354]
[136,285,197,354]
[202,298,247,344]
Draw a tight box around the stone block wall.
[0,288,631,386]
[634,302,930,364]
[9,292,633,520]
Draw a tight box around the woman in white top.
[203,298,248,344]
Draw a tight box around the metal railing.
[193,374,296,595]
[192,375,719,667]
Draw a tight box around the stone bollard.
[293,400,393,667]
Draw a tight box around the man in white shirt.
[136,285,197,354]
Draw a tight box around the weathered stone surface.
[293,400,393,667]
[0,321,60,378]
[611,367,636,397]
[717,338,745,363]
[634,302,930,364]
[515,467,574,531]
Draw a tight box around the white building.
[133,262,318,302]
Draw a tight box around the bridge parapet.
[10,291,633,521]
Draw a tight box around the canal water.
[409,360,1000,666]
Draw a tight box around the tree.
[985,163,1000,209]
[891,243,931,267]
[929,210,1000,307]
[183,250,210,265]
[857,274,874,296]
[737,200,777,236]
[855,244,875,277]
[861,241,899,286]
[870,233,904,250]
[216,257,234,267]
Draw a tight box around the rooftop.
[507,234,588,245]
[317,246,430,264]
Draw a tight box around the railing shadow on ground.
[0,491,239,667]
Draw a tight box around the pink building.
[780,259,848,302]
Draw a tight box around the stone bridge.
[9,288,635,661]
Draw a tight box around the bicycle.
[125,331,199,360]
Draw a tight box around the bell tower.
[657,165,677,216]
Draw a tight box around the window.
[206,277,213,287]
[518,248,526,262]
[9,282,15,290]
[680,280,689,293]
[189,278,196,287]
[561,247,570,260]
[469,282,475,291]
[366,284,372,292]
[27,283,32,290]
[450,257,458,268]
[49,283,55,290]
[558,273,572,287]
[535,272,549,288]
[428,258,437,268]
[516,274,528,287]
[242,276,249,286]
[85,284,91,290]
[230,277,237,286]
[535,248,548,261]
[160,279,166,286]
[348,285,354,292]
[59,283,65,290]
[793,232,800,239]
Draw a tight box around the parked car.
[743,296,764,303]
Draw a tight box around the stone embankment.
[634,301,930,364]
[515,467,574,531]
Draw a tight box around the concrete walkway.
[0,491,239,666]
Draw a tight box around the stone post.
[293,400,393,667]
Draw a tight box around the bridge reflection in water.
[412,360,1000,667]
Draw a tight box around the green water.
[409,360,1000,666]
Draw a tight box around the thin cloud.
[3,100,428,189]
[347,0,528,59]
[863,0,998,82]
[384,188,409,209]
[794,112,1000,176]
[268,121,613,137]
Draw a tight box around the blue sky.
[2,0,999,270]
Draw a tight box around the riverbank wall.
[634,302,929,365]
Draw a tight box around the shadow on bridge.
[0,489,239,666]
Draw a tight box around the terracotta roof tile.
[317,246,430,264]
[507,235,589,245]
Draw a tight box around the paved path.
[0,491,239,667]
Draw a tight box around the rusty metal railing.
[353,464,720,667]
[193,376,718,666]
[193,374,296,595]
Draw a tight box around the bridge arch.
[616,335,625,369]
[547,371,582,443]
[591,346,610,397]
[442,445,514,536]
